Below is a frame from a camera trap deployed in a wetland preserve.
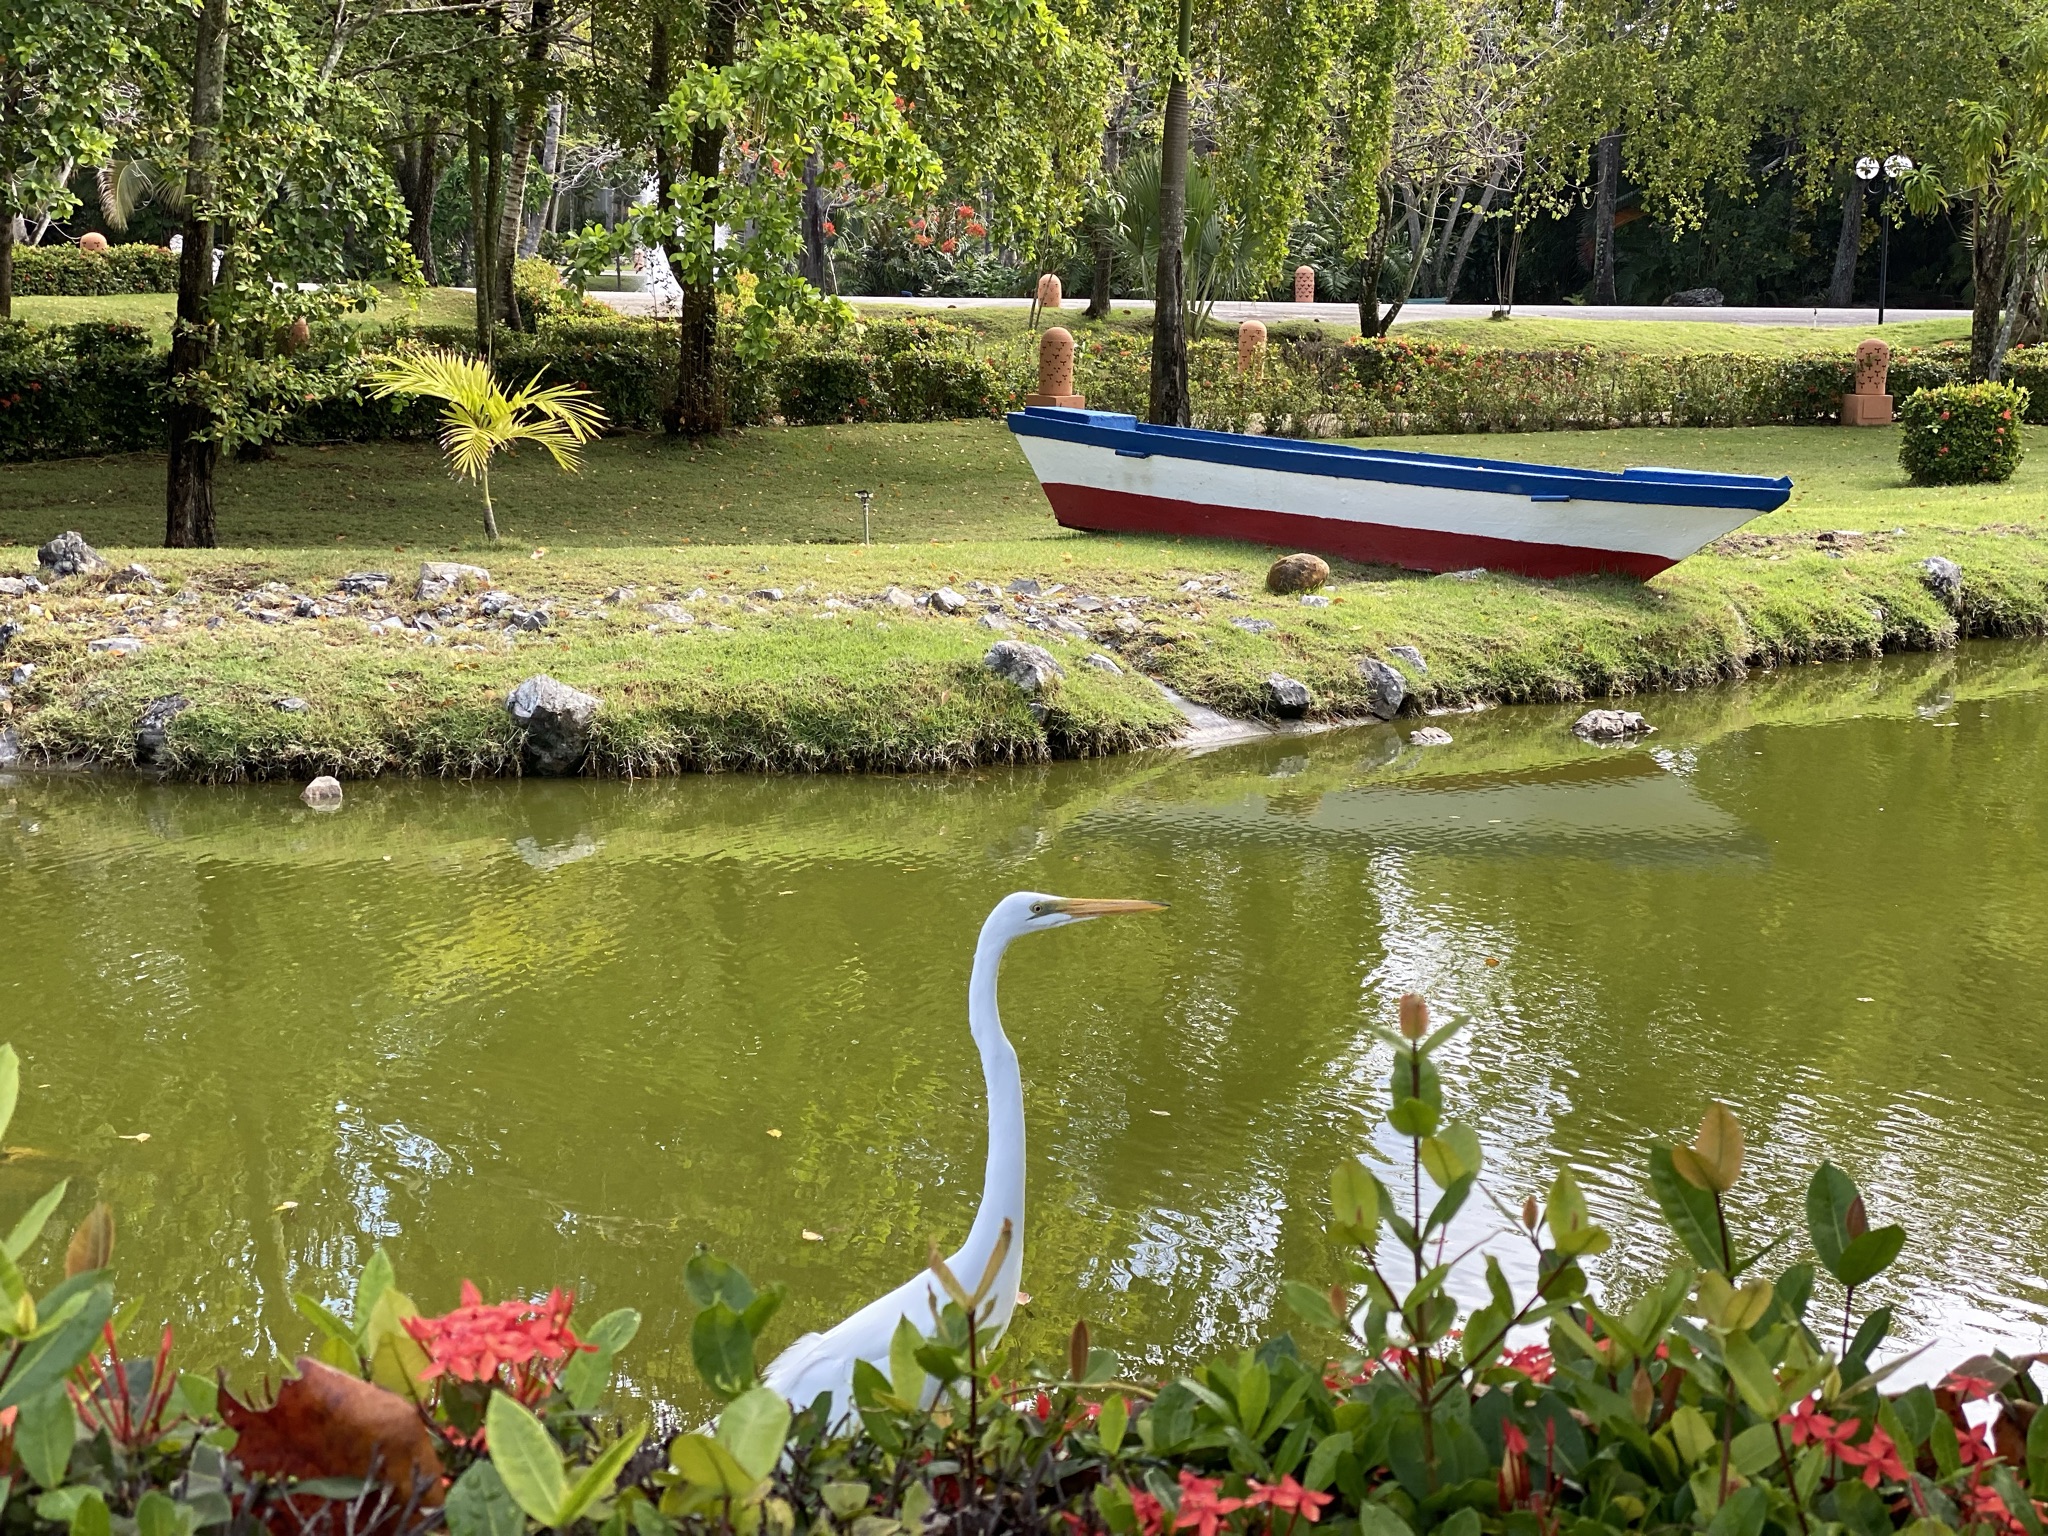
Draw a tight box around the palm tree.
[368,349,605,542]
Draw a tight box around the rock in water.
[1920,555,1963,608]
[1357,657,1409,719]
[38,531,105,578]
[1572,709,1654,741]
[416,562,491,601]
[1390,644,1428,674]
[301,775,344,807]
[983,641,1065,695]
[134,695,190,767]
[0,728,17,767]
[1265,674,1312,718]
[1410,726,1454,746]
[1267,553,1330,594]
[507,674,601,774]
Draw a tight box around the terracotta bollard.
[1238,319,1267,376]
[1294,265,1316,303]
[79,232,109,254]
[1035,272,1063,312]
[1842,338,1893,426]
[1024,326,1085,408]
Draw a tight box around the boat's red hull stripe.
[1039,482,1678,581]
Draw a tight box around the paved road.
[586,290,1967,330]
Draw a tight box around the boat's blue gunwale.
[1008,407,1793,513]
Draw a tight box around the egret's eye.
[1030,901,1050,916]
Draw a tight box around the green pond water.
[5,643,2048,1410]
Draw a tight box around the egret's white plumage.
[762,892,1163,1423]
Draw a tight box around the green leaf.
[1304,1430,1352,1491]
[1283,1282,1342,1335]
[563,1308,642,1412]
[1546,1169,1608,1256]
[484,1391,570,1527]
[14,1383,74,1489]
[0,1277,111,1414]
[1834,1226,1906,1288]
[447,1465,526,1536]
[2028,1396,2048,1498]
[364,1287,433,1405]
[689,1302,756,1400]
[134,1493,193,1536]
[293,1294,358,1352]
[1097,1396,1129,1453]
[69,1489,109,1536]
[739,1284,784,1339]
[174,1373,218,1422]
[1355,1504,1414,1536]
[4,1183,66,1264]
[558,1424,648,1527]
[667,1432,762,1500]
[1650,1145,1727,1270]
[0,1046,20,1147]
[1419,1124,1482,1189]
[351,1248,395,1350]
[889,1316,926,1405]
[1708,1485,1767,1536]
[1234,1357,1270,1437]
[1386,1098,1439,1138]
[717,1389,790,1482]
[1330,1160,1378,1233]
[1721,1331,1783,1418]
[684,1255,755,1313]
[1846,1305,1893,1368]
[1806,1162,1859,1277]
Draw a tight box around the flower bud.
[1398,993,1429,1040]
[1522,1195,1539,1230]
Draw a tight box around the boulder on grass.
[1265,674,1312,718]
[38,531,105,579]
[1357,657,1409,719]
[507,674,601,775]
[984,641,1064,696]
[417,562,491,601]
[1267,553,1330,595]
[1920,555,1963,609]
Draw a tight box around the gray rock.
[0,578,25,598]
[1082,652,1124,675]
[750,587,786,602]
[108,563,163,594]
[1267,553,1330,594]
[1113,613,1143,636]
[1070,594,1106,613]
[37,531,104,578]
[1230,616,1277,635]
[87,635,145,655]
[1048,615,1090,638]
[979,613,1013,633]
[506,608,550,632]
[0,728,16,767]
[417,561,491,600]
[1440,568,1488,581]
[134,695,190,768]
[1390,644,1428,674]
[1357,657,1409,719]
[1921,555,1963,607]
[0,621,19,654]
[603,586,637,604]
[478,590,517,617]
[1005,577,1043,597]
[294,595,321,618]
[983,640,1065,695]
[1265,673,1312,718]
[506,674,601,775]
[9,664,32,687]
[882,585,918,610]
[928,587,968,615]
[338,572,390,595]
[274,696,310,713]
[1572,708,1655,741]
[644,602,695,625]
[1410,726,1454,746]
[300,775,344,808]
[1300,594,1332,607]
[1666,287,1725,306]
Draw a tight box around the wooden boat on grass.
[1007,407,1792,580]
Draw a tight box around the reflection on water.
[3,643,2047,1409]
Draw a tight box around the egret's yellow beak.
[1045,898,1168,917]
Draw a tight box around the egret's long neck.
[957,918,1025,1282]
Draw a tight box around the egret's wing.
[761,1270,946,1422]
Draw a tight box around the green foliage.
[9,246,179,298]
[1900,382,2030,485]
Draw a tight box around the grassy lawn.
[1384,315,1971,354]
[13,286,479,343]
[1,420,2042,779]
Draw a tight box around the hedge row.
[6,309,2045,462]
[10,243,178,295]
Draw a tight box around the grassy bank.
[1,423,2043,779]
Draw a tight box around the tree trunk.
[1087,118,1121,320]
[799,151,834,293]
[1148,0,1194,427]
[396,114,444,284]
[523,96,562,256]
[483,91,511,328]
[1826,178,1861,307]
[1439,175,1499,302]
[1590,130,1620,304]
[1970,195,2013,381]
[1358,179,1396,336]
[165,0,230,550]
[669,0,739,436]
[0,201,13,322]
[467,90,490,354]
[494,0,553,323]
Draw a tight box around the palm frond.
[376,348,608,502]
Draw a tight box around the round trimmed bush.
[1899,380,2029,485]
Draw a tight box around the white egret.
[762,892,1165,1422]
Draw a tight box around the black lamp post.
[1855,154,1914,325]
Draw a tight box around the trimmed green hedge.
[1899,381,2030,484]
[12,243,178,295]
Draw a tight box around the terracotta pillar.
[1293,266,1316,303]
[1036,273,1063,311]
[1024,326,1085,407]
[80,232,110,253]
[1238,319,1267,375]
[1841,338,1893,426]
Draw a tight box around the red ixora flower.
[1131,1490,1168,1536]
[939,238,958,254]
[1501,1344,1554,1383]
[1945,1372,2000,1401]
[404,1281,590,1388]
[822,219,836,236]
[1173,1470,1243,1536]
[1245,1476,1334,1523]
[1835,1423,1910,1487]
